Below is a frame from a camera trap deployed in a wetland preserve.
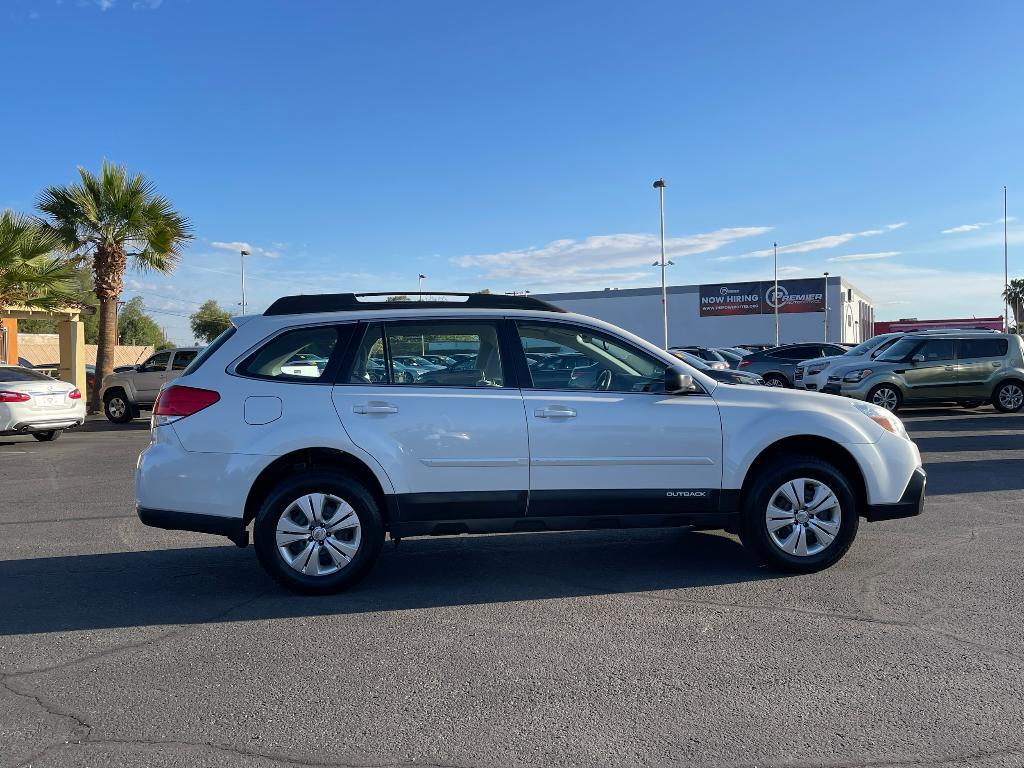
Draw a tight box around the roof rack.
[263,292,565,316]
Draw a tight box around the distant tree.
[37,160,192,412]
[155,340,176,351]
[477,288,492,294]
[0,210,77,310]
[385,294,411,302]
[117,297,166,347]
[1004,278,1024,331]
[189,299,232,343]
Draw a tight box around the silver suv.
[101,347,201,422]
[823,332,1024,412]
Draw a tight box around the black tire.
[253,470,385,595]
[763,374,789,388]
[104,390,133,423]
[739,454,859,574]
[992,380,1024,413]
[32,430,62,441]
[867,384,902,413]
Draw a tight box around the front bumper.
[864,467,926,522]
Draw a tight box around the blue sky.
[4,0,1022,343]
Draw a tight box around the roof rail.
[264,292,565,316]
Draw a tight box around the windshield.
[844,335,891,356]
[877,337,919,362]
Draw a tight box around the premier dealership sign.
[699,278,826,317]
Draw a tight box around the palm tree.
[1004,278,1024,333]
[37,161,192,412]
[0,210,78,310]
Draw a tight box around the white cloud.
[452,227,772,289]
[210,240,283,259]
[941,217,1014,235]
[827,251,900,263]
[712,221,907,263]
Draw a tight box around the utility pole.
[773,242,780,347]
[240,248,251,315]
[653,178,669,349]
[823,272,830,342]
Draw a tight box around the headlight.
[807,364,827,375]
[852,401,910,440]
[843,368,873,383]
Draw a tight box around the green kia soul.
[823,332,1024,413]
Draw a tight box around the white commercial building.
[536,276,874,348]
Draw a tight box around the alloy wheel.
[108,397,126,419]
[871,387,899,411]
[765,477,842,557]
[275,493,362,577]
[998,383,1023,411]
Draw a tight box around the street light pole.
[773,242,779,347]
[240,248,251,315]
[823,271,830,342]
[653,178,668,350]
[1005,186,1010,332]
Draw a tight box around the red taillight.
[0,390,31,403]
[153,385,220,419]
[68,388,82,399]
[739,359,751,368]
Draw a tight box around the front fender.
[713,385,885,490]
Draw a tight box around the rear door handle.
[353,403,399,415]
[944,366,954,371]
[535,406,577,418]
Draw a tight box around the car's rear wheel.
[32,430,62,441]
[739,455,859,573]
[254,470,385,594]
[104,390,133,423]
[993,381,1024,413]
[868,384,902,412]
[763,374,788,388]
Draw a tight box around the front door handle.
[353,402,399,415]
[535,406,577,418]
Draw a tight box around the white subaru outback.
[135,292,926,594]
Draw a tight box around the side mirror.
[911,354,925,364]
[665,365,695,394]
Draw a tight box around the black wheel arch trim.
[864,467,926,522]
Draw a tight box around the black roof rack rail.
[264,292,565,316]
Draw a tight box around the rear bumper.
[864,467,926,522]
[1,416,84,435]
[137,506,249,547]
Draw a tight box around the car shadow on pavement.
[0,529,779,636]
[914,433,1024,453]
[78,418,151,433]
[923,457,1024,495]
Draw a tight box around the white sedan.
[0,365,86,441]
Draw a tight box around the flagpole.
[1005,186,1010,332]
[773,242,779,347]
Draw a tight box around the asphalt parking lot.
[2,410,1023,768]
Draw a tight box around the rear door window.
[958,338,1008,359]
[171,350,198,370]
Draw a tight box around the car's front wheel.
[993,380,1024,413]
[763,374,788,388]
[103,390,133,423]
[253,470,385,595]
[868,384,902,412]
[739,455,859,573]
[32,430,62,441]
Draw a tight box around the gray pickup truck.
[100,347,202,423]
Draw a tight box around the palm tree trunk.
[91,296,118,413]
